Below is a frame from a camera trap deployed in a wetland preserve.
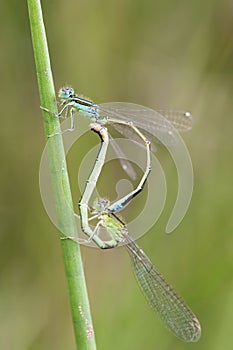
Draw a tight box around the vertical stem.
[27,1,97,349]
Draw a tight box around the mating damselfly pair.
[42,87,201,342]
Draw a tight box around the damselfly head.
[92,198,110,213]
[58,86,75,100]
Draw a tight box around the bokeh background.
[1,0,233,349]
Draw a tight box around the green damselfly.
[88,197,201,342]
[69,123,201,341]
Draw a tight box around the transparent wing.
[98,102,193,146]
[109,122,157,151]
[109,134,137,180]
[157,110,192,131]
[125,236,201,342]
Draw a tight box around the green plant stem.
[27,1,97,349]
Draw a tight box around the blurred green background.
[1,0,233,349]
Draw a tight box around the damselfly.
[42,87,192,211]
[88,197,201,342]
